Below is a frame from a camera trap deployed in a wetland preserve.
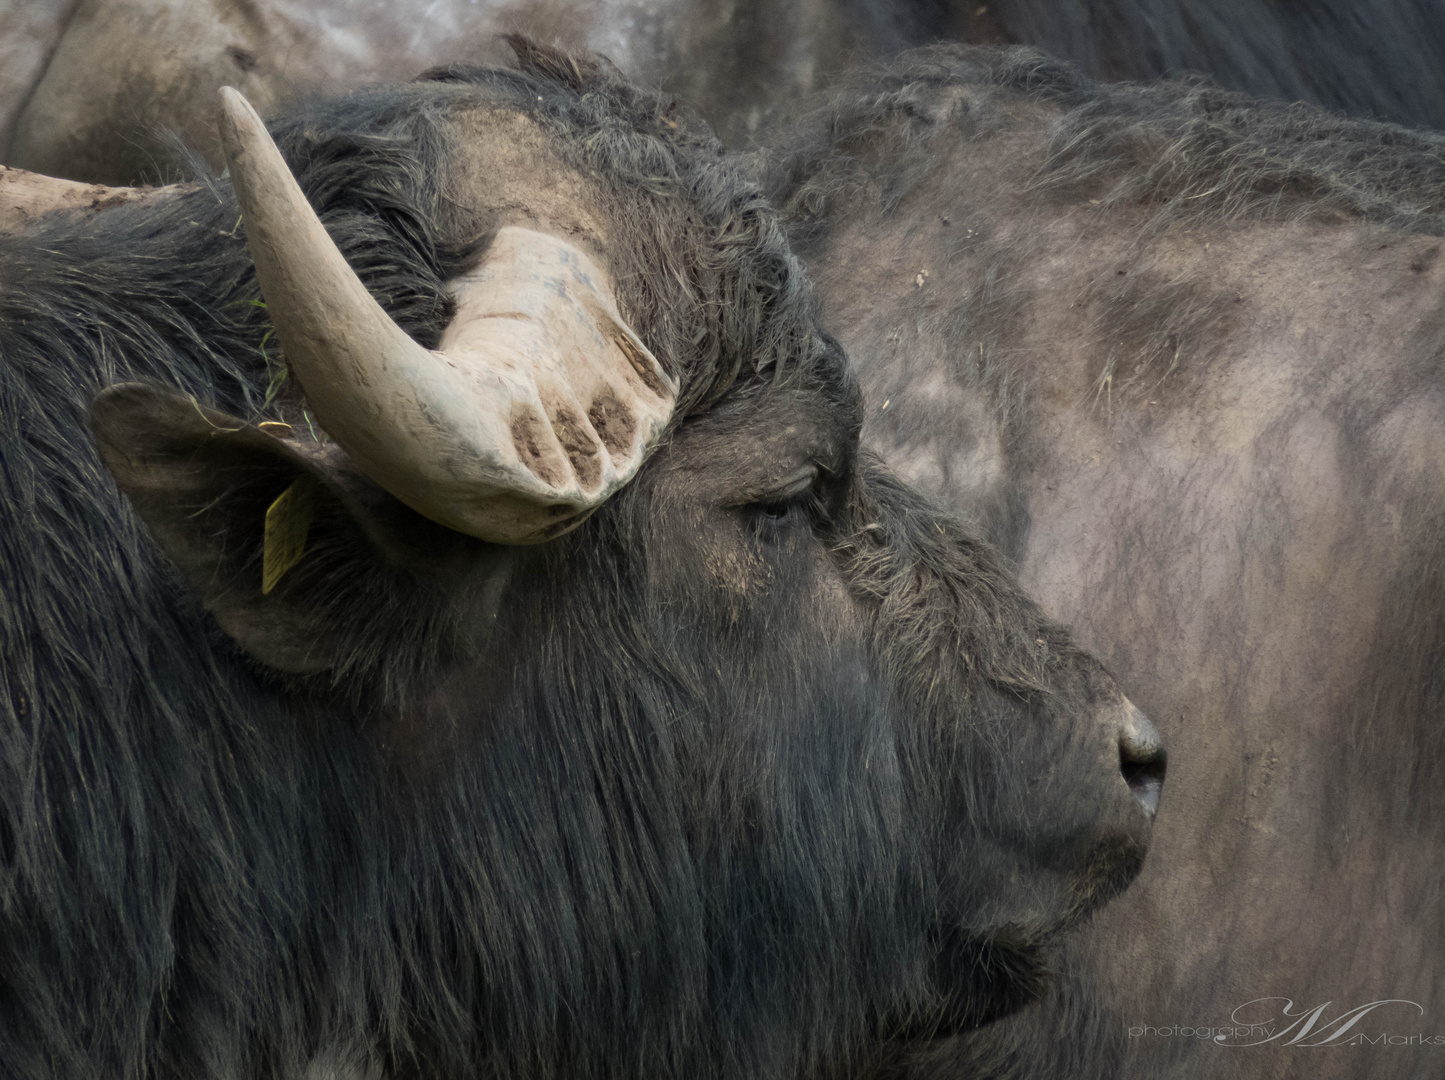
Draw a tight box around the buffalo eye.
[753,497,803,527]
[742,469,821,541]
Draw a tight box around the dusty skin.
[777,49,1445,1080]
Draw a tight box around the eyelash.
[749,488,821,536]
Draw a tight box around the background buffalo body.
[6,0,1445,188]
[763,44,1445,1080]
[960,0,1445,128]
[0,49,1153,1079]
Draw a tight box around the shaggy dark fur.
[0,44,1149,1080]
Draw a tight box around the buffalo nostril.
[1118,701,1166,819]
[1121,750,1166,818]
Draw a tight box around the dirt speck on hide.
[587,388,637,459]
[510,406,567,487]
[548,399,603,490]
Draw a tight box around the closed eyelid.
[727,467,818,507]
[771,469,818,499]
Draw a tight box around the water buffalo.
[762,43,1445,1079]
[0,0,932,184]
[0,42,1161,1080]
[11,0,1445,190]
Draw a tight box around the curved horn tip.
[216,86,265,158]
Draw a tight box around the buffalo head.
[20,47,1163,1077]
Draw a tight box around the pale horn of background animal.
[0,163,186,231]
[217,87,677,544]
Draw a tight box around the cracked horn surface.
[217,86,677,544]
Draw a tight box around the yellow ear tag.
[262,479,315,594]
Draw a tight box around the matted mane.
[767,43,1445,236]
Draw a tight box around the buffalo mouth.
[1067,833,1149,925]
[887,834,1149,1040]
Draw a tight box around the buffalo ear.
[90,383,480,675]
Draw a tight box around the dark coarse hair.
[0,30,1149,1080]
[0,41,869,1079]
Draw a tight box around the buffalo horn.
[216,87,677,544]
[0,165,185,232]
